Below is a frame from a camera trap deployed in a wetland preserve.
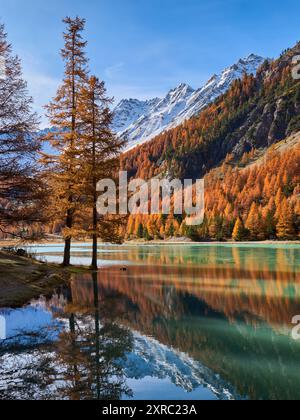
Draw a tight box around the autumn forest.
[0,16,300,261]
[1,1,300,403]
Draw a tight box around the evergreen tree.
[137,223,144,239]
[184,225,199,241]
[222,218,235,239]
[43,17,89,266]
[232,217,248,242]
[146,219,154,240]
[143,227,150,241]
[77,76,125,269]
[246,203,262,240]
[276,201,296,239]
[167,222,175,238]
[0,23,45,238]
[198,216,209,240]
[209,215,224,241]
[263,210,276,239]
[159,225,165,239]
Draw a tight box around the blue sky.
[0,0,300,126]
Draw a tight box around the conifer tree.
[246,203,262,240]
[126,216,134,239]
[43,17,89,266]
[232,217,247,242]
[0,23,45,238]
[159,225,165,239]
[167,221,175,238]
[77,76,126,269]
[137,223,144,239]
[276,200,296,240]
[209,215,224,241]
[146,219,155,240]
[262,209,276,239]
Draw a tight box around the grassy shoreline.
[0,250,88,309]
[0,239,299,248]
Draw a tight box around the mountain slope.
[112,98,160,133]
[120,42,300,242]
[113,54,265,149]
[121,42,300,181]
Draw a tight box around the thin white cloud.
[136,40,172,63]
[17,50,61,128]
[24,71,60,128]
[104,62,125,79]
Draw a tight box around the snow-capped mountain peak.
[113,97,160,133]
[169,82,194,95]
[112,54,266,150]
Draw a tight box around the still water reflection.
[1,244,300,400]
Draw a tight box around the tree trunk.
[91,233,98,270]
[91,183,98,269]
[63,31,76,267]
[63,208,73,266]
[63,237,72,266]
[90,90,98,270]
[92,272,101,399]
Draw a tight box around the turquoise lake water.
[1,243,300,400]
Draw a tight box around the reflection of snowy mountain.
[0,300,241,400]
[125,331,240,400]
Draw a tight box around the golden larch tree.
[42,17,89,266]
[232,217,247,242]
[276,200,296,240]
[77,76,126,269]
[0,23,46,239]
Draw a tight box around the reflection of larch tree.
[0,273,133,400]
[0,331,60,400]
[54,271,133,400]
[55,317,133,400]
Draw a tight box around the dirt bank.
[0,251,86,308]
